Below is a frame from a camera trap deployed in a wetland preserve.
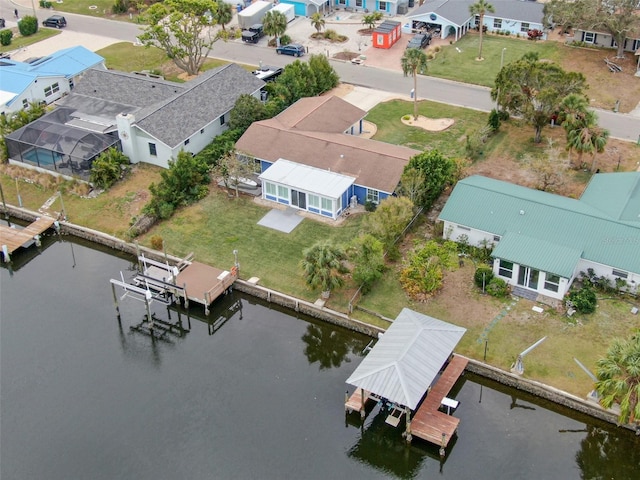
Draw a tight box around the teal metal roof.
[492,232,583,278]
[438,175,640,276]
[579,172,640,224]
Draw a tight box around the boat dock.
[112,254,238,318]
[176,261,236,315]
[0,216,56,259]
[410,355,468,447]
[345,388,373,418]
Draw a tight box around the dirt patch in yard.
[554,39,640,113]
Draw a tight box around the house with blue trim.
[0,46,105,115]
[438,173,640,301]
[235,95,420,219]
[406,0,545,41]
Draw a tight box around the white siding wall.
[442,221,497,248]
[576,259,640,294]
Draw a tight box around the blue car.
[276,44,305,57]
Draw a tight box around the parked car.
[406,33,431,50]
[275,44,305,57]
[242,23,264,44]
[42,15,67,28]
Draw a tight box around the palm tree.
[595,333,640,425]
[558,93,590,131]
[215,2,233,31]
[301,240,348,298]
[565,110,608,171]
[469,0,495,60]
[310,12,325,34]
[401,48,428,120]
[588,126,609,173]
[262,10,288,47]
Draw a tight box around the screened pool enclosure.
[6,107,120,180]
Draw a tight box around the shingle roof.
[136,63,264,147]
[64,64,264,148]
[438,175,640,275]
[235,96,419,194]
[346,308,466,410]
[409,0,544,27]
[70,68,184,109]
[274,95,366,133]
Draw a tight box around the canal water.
[1,235,639,479]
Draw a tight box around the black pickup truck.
[242,24,264,44]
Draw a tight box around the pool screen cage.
[5,107,121,180]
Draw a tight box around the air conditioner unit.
[350,195,358,208]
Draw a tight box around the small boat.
[229,176,258,188]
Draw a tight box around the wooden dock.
[176,261,237,315]
[345,388,372,415]
[410,355,468,447]
[0,216,55,255]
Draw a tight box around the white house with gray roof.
[7,64,264,177]
[407,0,545,41]
[438,173,640,302]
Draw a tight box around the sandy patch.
[401,115,455,132]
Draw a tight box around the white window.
[498,260,513,278]
[308,194,320,208]
[265,182,276,196]
[44,82,59,97]
[277,185,289,199]
[544,274,560,292]
[493,235,501,242]
[583,32,595,43]
[22,99,29,109]
[148,143,157,156]
[457,225,471,231]
[366,189,379,204]
[493,19,502,29]
[338,0,346,4]
[520,22,530,33]
[184,138,190,145]
[321,197,332,211]
[356,0,362,6]
[379,1,387,11]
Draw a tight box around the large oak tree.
[492,53,586,143]
[139,0,219,76]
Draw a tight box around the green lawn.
[139,191,367,303]
[427,34,562,88]
[39,0,141,21]
[0,28,60,54]
[96,43,254,81]
[365,99,489,157]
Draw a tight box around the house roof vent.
[519,210,525,215]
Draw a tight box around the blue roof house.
[0,46,105,114]
[438,173,640,302]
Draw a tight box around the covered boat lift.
[345,308,467,447]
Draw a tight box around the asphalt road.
[3,0,639,142]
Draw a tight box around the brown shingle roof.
[236,99,420,194]
[273,95,366,133]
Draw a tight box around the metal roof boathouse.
[345,308,467,448]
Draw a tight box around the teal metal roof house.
[438,174,640,301]
[0,46,105,114]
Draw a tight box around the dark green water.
[1,235,638,479]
